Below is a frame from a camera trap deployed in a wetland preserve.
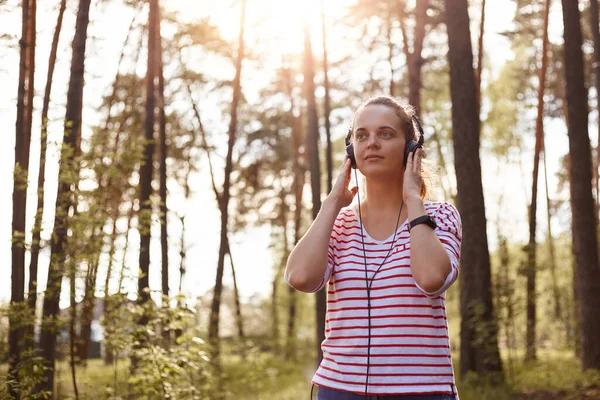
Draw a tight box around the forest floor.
[1,348,599,399]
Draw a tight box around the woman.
[285,96,461,400]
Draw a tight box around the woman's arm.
[407,196,453,293]
[285,197,341,292]
[285,158,358,293]
[404,149,461,295]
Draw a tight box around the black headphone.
[344,114,425,169]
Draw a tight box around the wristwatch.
[408,215,437,231]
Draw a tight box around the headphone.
[344,114,425,170]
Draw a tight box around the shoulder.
[425,200,462,234]
[331,205,358,239]
[424,200,460,217]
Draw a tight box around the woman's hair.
[350,95,435,199]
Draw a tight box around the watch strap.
[408,215,437,231]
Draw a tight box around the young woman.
[285,96,461,400]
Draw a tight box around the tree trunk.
[399,0,429,111]
[590,0,600,218]
[476,0,486,112]
[272,189,289,350]
[321,0,333,194]
[69,258,79,400]
[28,0,67,345]
[208,0,246,367]
[118,198,136,293]
[38,0,92,395]
[444,0,504,380]
[542,138,561,320]
[24,0,36,168]
[155,4,170,345]
[284,63,304,361]
[303,18,324,365]
[77,253,100,364]
[227,243,244,338]
[386,1,394,97]
[9,0,32,394]
[157,4,168,305]
[138,0,158,315]
[525,0,550,362]
[561,0,600,370]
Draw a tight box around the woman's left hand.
[403,148,424,202]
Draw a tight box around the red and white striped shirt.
[308,200,461,396]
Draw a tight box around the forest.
[2,0,600,398]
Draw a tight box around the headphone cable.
[355,169,403,399]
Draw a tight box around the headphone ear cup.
[404,141,419,168]
[346,143,357,169]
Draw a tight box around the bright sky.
[0,0,575,308]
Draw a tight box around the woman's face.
[352,104,406,179]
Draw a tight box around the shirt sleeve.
[284,215,339,293]
[415,201,462,297]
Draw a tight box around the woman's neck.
[363,178,404,216]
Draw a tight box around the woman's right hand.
[327,157,359,209]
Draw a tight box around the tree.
[590,0,600,214]
[38,0,93,394]
[561,0,600,370]
[444,0,504,380]
[27,0,67,346]
[9,0,34,395]
[475,0,486,112]
[524,0,551,362]
[137,0,158,355]
[321,0,333,193]
[399,0,430,111]
[302,17,324,364]
[208,0,247,365]
[157,5,169,309]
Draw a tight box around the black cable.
[355,169,403,399]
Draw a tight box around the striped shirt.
[307,200,462,396]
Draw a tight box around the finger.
[413,149,420,174]
[406,150,414,168]
[416,148,423,174]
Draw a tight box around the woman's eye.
[382,131,392,137]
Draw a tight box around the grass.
[3,348,600,399]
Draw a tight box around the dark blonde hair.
[349,96,433,199]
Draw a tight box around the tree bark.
[38,0,92,395]
[9,0,32,394]
[444,0,504,380]
[208,0,246,366]
[561,0,600,370]
[525,0,550,362]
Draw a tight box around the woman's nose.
[366,133,380,148]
